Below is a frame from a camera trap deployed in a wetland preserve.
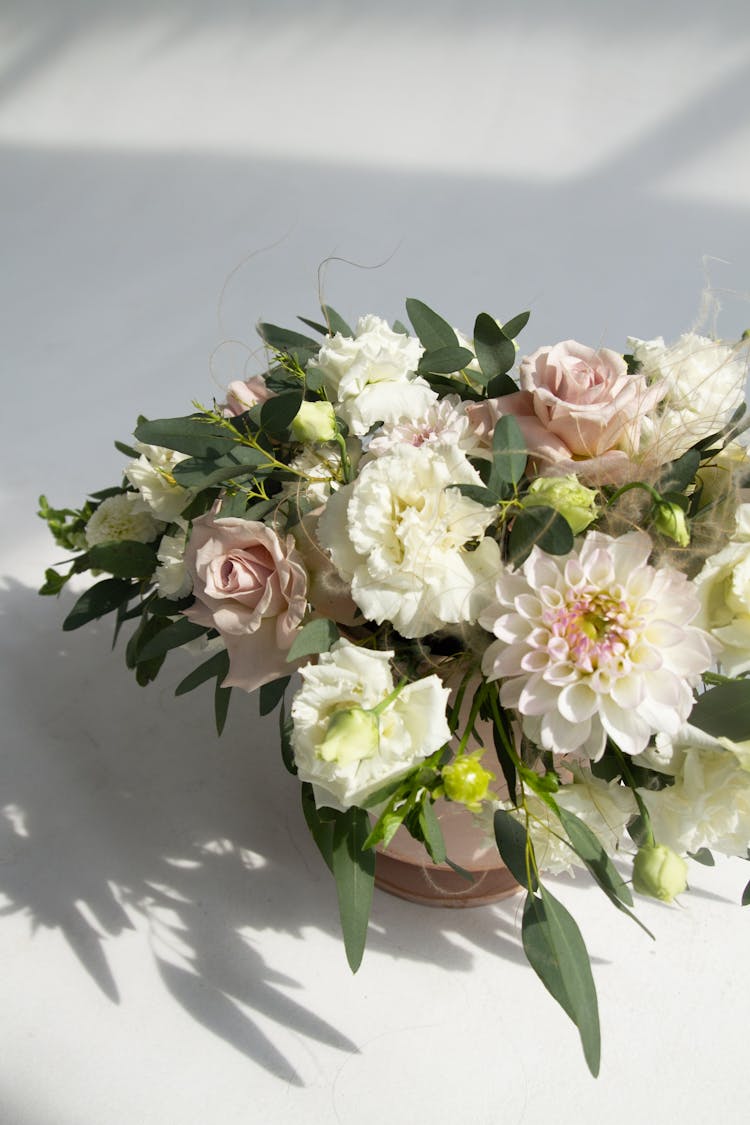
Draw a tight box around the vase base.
[375,851,521,908]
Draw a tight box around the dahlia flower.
[480,531,715,759]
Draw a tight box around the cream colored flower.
[125,442,192,521]
[85,492,163,547]
[695,503,750,675]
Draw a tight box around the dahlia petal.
[558,682,599,722]
[599,696,651,756]
[609,674,645,709]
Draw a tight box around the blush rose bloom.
[467,340,664,484]
[222,375,275,417]
[183,513,308,691]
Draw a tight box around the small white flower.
[695,503,750,675]
[312,314,435,436]
[125,442,192,521]
[156,526,192,599]
[630,333,747,461]
[291,639,451,810]
[635,724,750,859]
[280,444,345,507]
[85,492,163,547]
[481,531,715,759]
[318,442,501,638]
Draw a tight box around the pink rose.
[183,513,308,692]
[467,340,664,485]
[222,375,275,417]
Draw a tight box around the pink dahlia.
[480,532,715,760]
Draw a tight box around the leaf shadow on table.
[0,578,537,1085]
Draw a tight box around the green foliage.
[417,346,474,376]
[134,415,240,459]
[690,681,750,742]
[405,297,459,351]
[742,877,750,907]
[260,391,304,435]
[137,616,208,662]
[38,567,71,596]
[331,806,376,973]
[489,415,527,492]
[87,540,157,579]
[38,494,93,553]
[175,649,230,696]
[279,698,296,775]
[301,784,335,872]
[656,449,701,493]
[522,887,601,1077]
[259,675,291,716]
[508,506,574,567]
[417,800,447,864]
[493,809,537,891]
[500,311,530,338]
[171,444,269,489]
[258,322,319,365]
[473,313,516,381]
[63,578,135,631]
[322,305,352,337]
[214,677,231,735]
[286,618,340,663]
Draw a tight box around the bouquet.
[39,297,750,1075]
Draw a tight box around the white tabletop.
[2,4,750,1122]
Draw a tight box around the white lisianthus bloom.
[311,314,435,436]
[634,724,750,859]
[318,442,502,638]
[480,531,715,760]
[85,492,164,547]
[630,333,747,461]
[125,442,192,521]
[486,770,636,876]
[156,525,192,599]
[291,639,451,810]
[695,503,750,675]
[367,394,484,457]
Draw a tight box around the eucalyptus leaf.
[63,578,135,631]
[690,681,750,742]
[405,298,458,351]
[487,372,520,399]
[134,416,238,459]
[114,439,139,459]
[260,390,304,435]
[500,311,531,339]
[297,315,330,335]
[301,784,335,873]
[418,800,447,865]
[260,675,291,716]
[286,618,340,663]
[417,346,474,376]
[557,806,633,907]
[214,678,231,735]
[258,322,320,364]
[322,305,352,337]
[657,448,701,493]
[175,649,230,696]
[742,877,750,907]
[508,506,574,568]
[493,809,536,891]
[490,415,527,490]
[137,616,208,662]
[332,807,375,973]
[172,445,268,489]
[473,312,516,379]
[279,698,296,774]
[87,540,157,579]
[453,483,500,508]
[522,888,601,1077]
[689,847,715,867]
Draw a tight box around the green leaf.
[657,449,701,493]
[392,319,410,336]
[63,578,135,631]
[508,506,574,568]
[286,618,340,663]
[114,439,139,459]
[557,806,633,906]
[137,616,208,661]
[38,566,70,596]
[260,391,304,436]
[742,877,750,907]
[258,322,319,364]
[279,698,296,774]
[489,415,527,490]
[493,809,537,891]
[297,315,330,335]
[127,614,170,684]
[171,445,268,489]
[689,681,750,742]
[417,346,474,376]
[500,311,530,339]
[301,784,335,872]
[134,416,239,459]
[473,313,517,380]
[405,297,459,351]
[322,305,352,337]
[87,540,157,579]
[689,846,715,867]
[259,675,291,716]
[491,704,517,803]
[332,806,375,973]
[522,887,601,1077]
[422,373,483,402]
[418,800,447,865]
[453,483,500,508]
[486,372,520,399]
[215,678,231,735]
[175,649,230,696]
[149,594,195,616]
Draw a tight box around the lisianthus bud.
[653,501,690,547]
[521,475,598,535]
[632,843,688,902]
[317,706,379,765]
[291,400,337,443]
[441,751,495,812]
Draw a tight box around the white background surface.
[2,3,750,1122]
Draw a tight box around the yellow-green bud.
[522,475,598,535]
[653,501,690,548]
[318,706,379,765]
[441,751,495,812]
[632,843,688,903]
[291,400,337,444]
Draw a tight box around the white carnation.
[636,724,750,859]
[367,394,483,457]
[85,492,163,547]
[291,639,451,810]
[318,442,502,638]
[125,442,192,521]
[630,333,747,461]
[156,526,192,599]
[312,314,435,435]
[695,503,750,675]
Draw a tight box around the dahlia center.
[549,591,634,670]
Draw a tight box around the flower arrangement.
[39,298,750,1075]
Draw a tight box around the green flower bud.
[318,706,379,765]
[522,475,598,535]
[291,400,338,444]
[441,751,495,812]
[632,843,688,903]
[653,501,690,547]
